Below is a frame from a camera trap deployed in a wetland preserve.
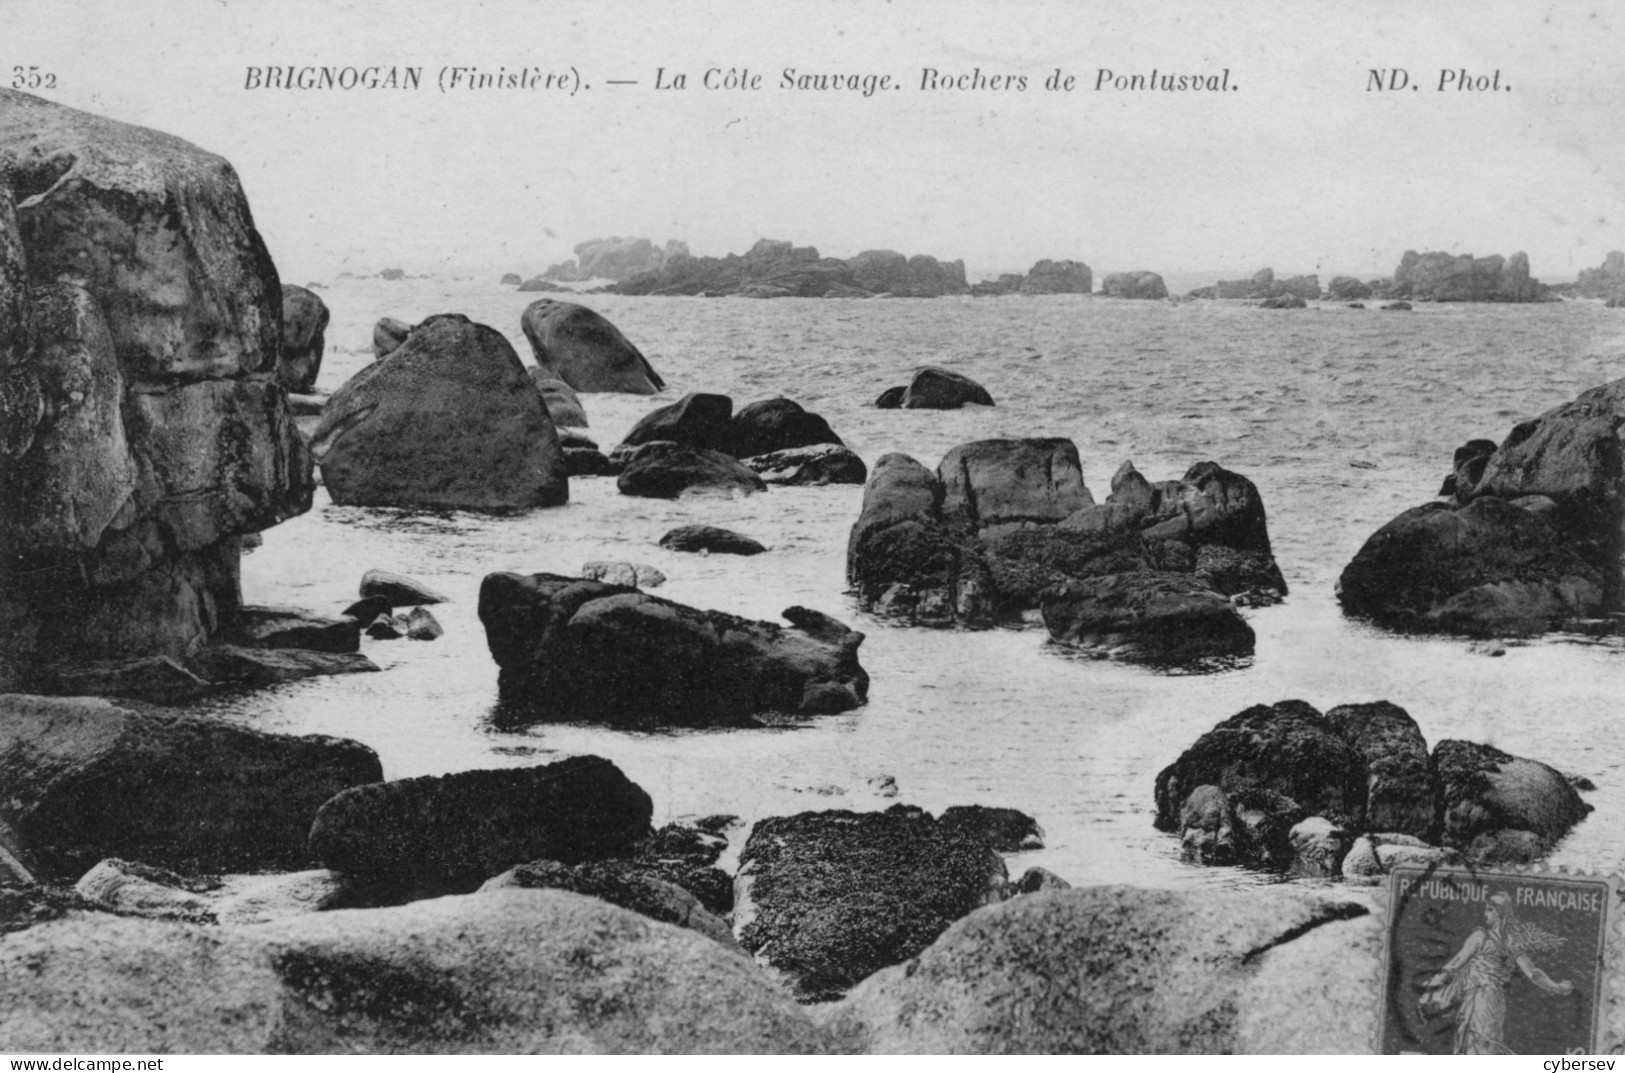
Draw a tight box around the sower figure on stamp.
[1419,891,1575,1054]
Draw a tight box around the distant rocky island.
[1187,252,1556,304]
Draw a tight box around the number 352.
[12,67,57,90]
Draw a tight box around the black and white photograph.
[2,0,1624,1056]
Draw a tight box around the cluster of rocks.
[1158,699,1592,876]
[609,239,969,299]
[535,236,691,283]
[478,571,870,726]
[1565,249,1625,303]
[1100,271,1169,299]
[0,89,349,700]
[1187,268,1322,301]
[1339,375,1625,637]
[968,259,1093,296]
[846,438,1286,661]
[1377,250,1551,303]
[602,392,866,496]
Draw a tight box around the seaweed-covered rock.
[734,805,1009,1001]
[519,298,664,394]
[313,314,567,511]
[1324,702,1435,841]
[308,755,653,882]
[0,693,381,878]
[1432,739,1592,858]
[478,573,868,725]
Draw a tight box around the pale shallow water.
[205,279,1625,891]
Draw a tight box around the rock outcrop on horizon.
[1155,699,1592,873]
[0,89,316,693]
[479,572,869,726]
[610,238,969,298]
[846,440,1285,661]
[313,313,568,512]
[519,298,665,393]
[1339,375,1625,637]
[1574,250,1625,300]
[1188,268,1321,301]
[970,259,1094,296]
[1100,271,1169,299]
[541,237,688,282]
[1375,250,1550,302]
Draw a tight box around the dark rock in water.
[404,607,443,640]
[187,645,379,686]
[527,369,589,427]
[730,397,844,458]
[617,441,767,498]
[0,890,838,1053]
[479,858,738,950]
[478,572,868,726]
[308,755,654,882]
[226,605,360,653]
[1041,571,1256,662]
[938,438,1093,538]
[823,886,1373,1054]
[1153,700,1367,836]
[0,93,315,690]
[1380,301,1412,311]
[564,445,612,476]
[1433,739,1592,858]
[938,805,1044,851]
[1324,702,1435,841]
[580,561,666,588]
[520,298,664,394]
[734,805,1009,1002]
[372,316,412,358]
[1101,271,1169,299]
[340,595,393,623]
[620,392,734,453]
[364,614,403,640]
[0,693,381,879]
[500,273,522,286]
[278,285,329,393]
[360,568,448,606]
[659,525,767,556]
[314,314,568,512]
[874,385,905,409]
[745,443,867,485]
[900,366,994,409]
[1257,295,1307,309]
[378,268,406,281]
[1337,498,1604,636]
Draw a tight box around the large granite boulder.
[1389,249,1549,302]
[0,693,381,878]
[734,805,1009,1001]
[309,756,653,882]
[1324,702,1435,841]
[277,284,328,393]
[527,369,588,427]
[899,366,994,409]
[0,91,314,687]
[1432,740,1592,858]
[616,442,767,498]
[619,392,734,453]
[730,397,843,458]
[1101,271,1169,299]
[0,890,840,1053]
[313,314,567,511]
[938,438,1093,538]
[519,298,664,393]
[823,886,1373,1053]
[479,572,869,725]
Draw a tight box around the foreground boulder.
[519,298,664,394]
[1339,377,1625,637]
[735,805,1009,1001]
[1155,699,1593,873]
[848,444,1285,655]
[823,886,1373,1053]
[0,890,839,1053]
[313,314,567,511]
[480,573,868,726]
[0,90,314,690]
[309,756,653,883]
[0,693,381,878]
[278,284,329,393]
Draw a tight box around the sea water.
[207,278,1625,890]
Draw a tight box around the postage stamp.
[1380,865,1620,1055]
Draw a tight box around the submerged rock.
[520,298,664,394]
[478,572,868,726]
[659,525,767,556]
[313,314,568,512]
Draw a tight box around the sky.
[5,0,1623,283]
